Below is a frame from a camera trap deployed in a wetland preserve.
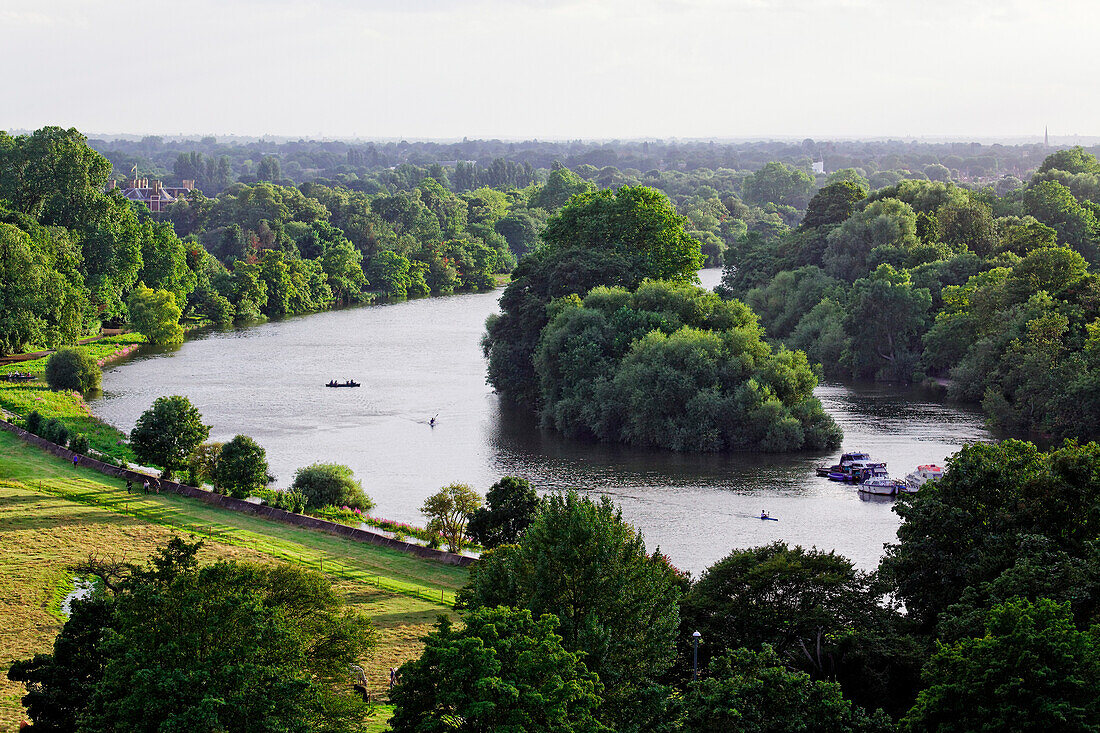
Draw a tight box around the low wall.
[0,418,475,567]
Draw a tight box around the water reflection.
[92,269,990,574]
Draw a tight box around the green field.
[0,334,148,461]
[0,430,465,730]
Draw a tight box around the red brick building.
[112,178,196,212]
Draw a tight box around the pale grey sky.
[2,0,1097,139]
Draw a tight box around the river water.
[92,269,990,575]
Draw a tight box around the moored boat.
[902,464,943,492]
[858,476,904,496]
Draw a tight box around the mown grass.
[0,431,463,728]
[0,334,146,462]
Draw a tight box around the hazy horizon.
[2,0,1098,140]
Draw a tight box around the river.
[91,269,990,575]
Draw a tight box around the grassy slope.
[0,334,147,461]
[0,431,463,729]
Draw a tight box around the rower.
[429,417,436,428]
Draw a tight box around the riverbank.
[0,334,148,462]
[0,429,464,729]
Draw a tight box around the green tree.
[682,543,883,679]
[466,476,543,549]
[216,434,269,498]
[1037,146,1100,175]
[291,462,373,511]
[137,220,197,308]
[1023,180,1099,263]
[823,198,919,280]
[800,180,867,231]
[130,395,210,478]
[420,482,483,552]
[7,596,113,733]
[45,347,101,393]
[903,598,1100,733]
[540,186,705,284]
[844,264,932,382]
[881,440,1100,630]
[682,647,891,733]
[0,219,88,355]
[365,249,412,297]
[127,285,184,346]
[11,538,375,733]
[529,167,595,210]
[458,492,681,729]
[390,607,604,733]
[741,162,815,209]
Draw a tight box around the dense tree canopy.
[129,395,210,478]
[10,538,375,733]
[390,607,604,733]
[534,281,841,452]
[458,491,681,729]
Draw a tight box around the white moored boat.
[858,476,903,496]
[902,464,944,492]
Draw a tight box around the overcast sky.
[2,0,1097,140]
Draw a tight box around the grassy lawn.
[0,431,464,729]
[0,334,147,462]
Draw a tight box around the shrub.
[216,435,269,499]
[69,434,90,455]
[41,418,69,447]
[44,348,101,393]
[25,410,43,435]
[291,463,373,512]
[254,487,307,514]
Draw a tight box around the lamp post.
[692,630,701,682]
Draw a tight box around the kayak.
[760,516,778,521]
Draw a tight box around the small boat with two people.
[901,464,944,493]
[759,510,778,521]
[326,380,361,388]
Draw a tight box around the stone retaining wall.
[1,418,475,567]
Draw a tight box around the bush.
[291,463,373,512]
[25,410,43,435]
[216,435,269,499]
[40,418,69,447]
[44,348,101,393]
[254,487,307,513]
[68,434,90,455]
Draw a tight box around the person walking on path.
[72,455,79,468]
[143,479,149,494]
[126,480,133,494]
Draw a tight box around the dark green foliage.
[291,462,373,512]
[129,395,210,478]
[535,281,842,452]
[69,434,90,455]
[881,440,1100,630]
[458,491,681,729]
[903,599,1100,733]
[24,410,43,435]
[681,647,893,733]
[10,538,375,733]
[484,185,704,405]
[681,542,923,718]
[40,418,70,447]
[216,434,269,498]
[801,180,868,231]
[466,476,543,549]
[44,347,101,392]
[8,596,113,733]
[390,607,605,733]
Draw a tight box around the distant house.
[111,178,196,213]
[812,160,825,175]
